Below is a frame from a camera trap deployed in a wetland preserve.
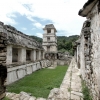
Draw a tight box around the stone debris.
[6,92,38,100]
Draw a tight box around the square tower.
[42,24,57,53]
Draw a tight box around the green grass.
[82,80,92,100]
[3,97,10,100]
[7,65,68,98]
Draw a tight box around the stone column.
[41,51,43,60]
[18,48,26,63]
[43,51,45,59]
[36,50,39,61]
[34,49,36,61]
[6,45,12,65]
[39,50,41,60]
[30,50,34,61]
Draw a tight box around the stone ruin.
[0,21,51,99]
[42,24,58,68]
[74,0,100,99]
[0,22,72,99]
[0,29,7,99]
[42,24,71,67]
[57,52,72,66]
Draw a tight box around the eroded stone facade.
[42,24,58,67]
[75,0,100,99]
[0,27,7,99]
[0,22,50,99]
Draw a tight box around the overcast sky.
[0,0,87,38]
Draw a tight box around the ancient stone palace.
[0,22,51,99]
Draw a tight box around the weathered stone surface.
[76,2,100,99]
[37,98,46,100]
[0,52,6,57]
[0,32,7,99]
[29,97,36,100]
[48,88,60,99]
[0,57,6,61]
[48,58,83,100]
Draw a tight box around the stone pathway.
[48,57,83,100]
[5,57,83,100]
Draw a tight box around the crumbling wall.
[0,21,50,85]
[57,52,72,66]
[76,4,100,99]
[0,26,7,99]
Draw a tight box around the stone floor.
[5,57,83,100]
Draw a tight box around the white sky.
[0,0,87,37]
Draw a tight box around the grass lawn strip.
[7,65,68,98]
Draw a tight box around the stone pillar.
[36,50,39,61]
[34,49,36,61]
[43,51,45,59]
[18,48,26,63]
[30,50,34,61]
[39,50,41,60]
[6,45,12,65]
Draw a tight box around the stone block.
[0,52,6,57]
[29,96,36,100]
[37,98,46,100]
[36,62,41,70]
[26,66,33,75]
[7,71,18,84]
[0,44,6,47]
[0,57,6,61]
[17,69,26,79]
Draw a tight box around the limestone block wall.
[0,21,52,86]
[7,60,48,85]
[89,3,100,99]
[0,26,7,99]
[76,3,100,99]
[57,59,71,66]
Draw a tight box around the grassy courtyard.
[7,65,68,98]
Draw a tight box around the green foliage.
[30,35,42,43]
[82,80,92,100]
[30,35,79,55]
[3,97,10,100]
[57,35,79,55]
[7,66,68,98]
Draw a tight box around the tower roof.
[43,24,57,32]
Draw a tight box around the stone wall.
[0,26,7,99]
[0,21,51,86]
[75,2,100,99]
[6,60,49,85]
[57,52,72,66]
